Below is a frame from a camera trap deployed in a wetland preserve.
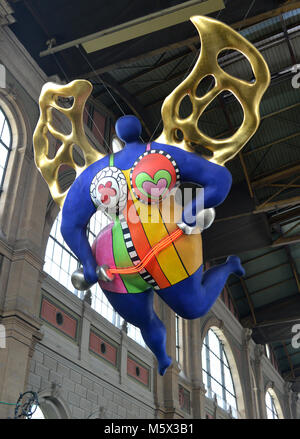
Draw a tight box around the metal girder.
[225,284,239,318]
[255,175,300,211]
[254,316,300,329]
[277,349,300,363]
[78,35,201,79]
[252,323,297,344]
[282,363,300,377]
[252,163,300,188]
[93,49,193,96]
[216,103,300,145]
[267,184,300,189]
[203,211,272,261]
[231,1,300,31]
[39,0,225,57]
[272,234,300,246]
[240,294,300,328]
[242,248,282,264]
[217,94,254,199]
[280,12,297,66]
[254,196,300,214]
[67,1,300,78]
[236,277,295,303]
[240,278,257,325]
[230,261,293,287]
[246,133,300,159]
[270,207,300,225]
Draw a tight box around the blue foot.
[226,255,245,277]
[158,356,172,376]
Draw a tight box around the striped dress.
[90,143,203,294]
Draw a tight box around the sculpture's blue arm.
[60,165,100,284]
[178,151,232,226]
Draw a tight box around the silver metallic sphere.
[71,265,114,291]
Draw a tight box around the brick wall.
[26,276,156,419]
[28,345,154,419]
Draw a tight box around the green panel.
[112,217,149,293]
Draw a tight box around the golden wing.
[155,15,271,166]
[33,80,105,209]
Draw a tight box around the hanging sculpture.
[33,16,270,375]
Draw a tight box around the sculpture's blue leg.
[157,255,245,319]
[102,288,172,376]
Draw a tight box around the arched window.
[44,210,145,347]
[202,328,238,418]
[265,390,280,419]
[0,105,12,191]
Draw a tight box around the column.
[241,328,256,419]
[188,318,206,418]
[283,382,293,419]
[253,344,267,418]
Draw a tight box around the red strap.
[107,228,184,276]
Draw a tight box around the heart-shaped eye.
[142,178,168,198]
[135,170,172,198]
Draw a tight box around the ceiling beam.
[76,35,201,79]
[254,316,300,328]
[230,261,292,287]
[242,248,282,265]
[225,284,239,318]
[245,133,300,158]
[240,278,257,325]
[277,348,300,362]
[215,102,300,146]
[240,294,300,328]
[231,1,300,31]
[252,163,300,189]
[280,12,297,66]
[270,206,300,225]
[40,0,225,57]
[252,324,296,344]
[255,175,300,211]
[236,277,295,302]
[267,184,300,189]
[145,74,300,118]
[282,363,300,376]
[272,233,300,246]
[70,3,300,78]
[93,50,193,96]
[217,93,254,199]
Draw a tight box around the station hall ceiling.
[5,0,300,389]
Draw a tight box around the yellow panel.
[160,196,203,275]
[123,169,188,284]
